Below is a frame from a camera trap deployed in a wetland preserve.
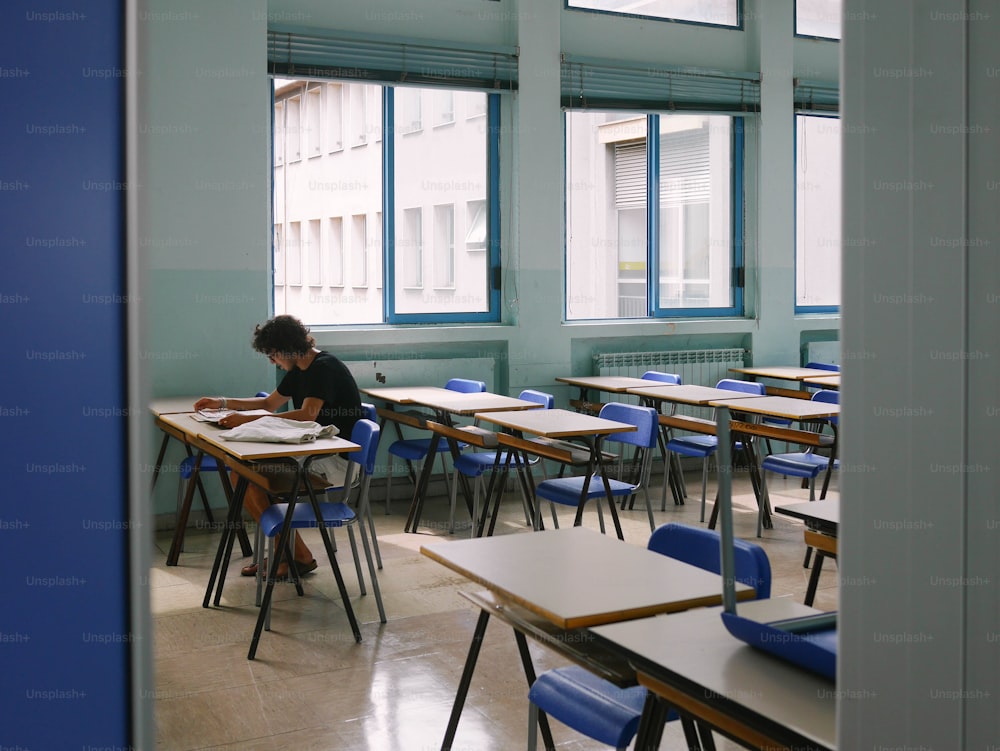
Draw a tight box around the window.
[401,208,423,288]
[273,81,499,324]
[795,0,842,39]
[305,219,321,285]
[286,221,302,286]
[434,90,455,127]
[350,214,368,287]
[398,87,422,134]
[305,86,322,157]
[327,217,344,286]
[565,111,742,320]
[274,101,284,165]
[326,83,343,152]
[286,95,302,162]
[465,200,486,251]
[433,204,455,288]
[795,114,841,311]
[566,0,739,27]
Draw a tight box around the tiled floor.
[151,468,838,750]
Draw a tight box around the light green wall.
[139,0,840,514]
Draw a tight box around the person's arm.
[193,391,291,428]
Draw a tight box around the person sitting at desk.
[195,314,365,580]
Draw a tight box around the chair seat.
[529,666,665,748]
[535,476,638,506]
[258,501,356,538]
[388,437,466,461]
[453,450,512,477]
[667,435,718,458]
[761,452,838,478]
[179,454,226,478]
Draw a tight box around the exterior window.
[274,101,284,165]
[795,0,842,39]
[433,204,455,288]
[327,217,344,286]
[566,0,739,27]
[286,95,302,162]
[305,86,322,158]
[565,111,741,320]
[273,81,498,324]
[326,83,343,152]
[401,208,423,288]
[795,114,841,311]
[398,88,422,134]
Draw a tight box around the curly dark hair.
[252,315,315,359]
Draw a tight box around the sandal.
[241,558,318,578]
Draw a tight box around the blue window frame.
[564,111,745,320]
[272,81,501,325]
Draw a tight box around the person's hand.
[218,412,259,429]
[194,396,223,411]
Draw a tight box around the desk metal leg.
[150,431,170,492]
[405,432,440,533]
[573,438,624,540]
[203,475,248,608]
[441,609,491,751]
[167,450,204,566]
[633,691,669,751]
[513,631,555,751]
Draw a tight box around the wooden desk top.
[592,599,836,750]
[421,527,752,629]
[413,391,545,415]
[709,396,840,420]
[803,374,841,388]
[555,375,657,392]
[150,396,202,416]
[627,384,765,406]
[359,386,453,404]
[473,408,635,438]
[774,499,840,533]
[729,366,835,381]
[158,413,359,462]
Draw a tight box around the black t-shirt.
[277,351,364,437]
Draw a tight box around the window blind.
[561,54,759,112]
[793,78,839,113]
[267,26,518,91]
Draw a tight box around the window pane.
[796,115,841,308]
[273,79,383,325]
[566,111,647,320]
[567,0,738,26]
[658,115,732,310]
[393,86,489,315]
[796,0,841,39]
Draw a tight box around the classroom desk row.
[421,527,836,751]
[151,405,365,660]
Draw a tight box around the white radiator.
[594,348,747,387]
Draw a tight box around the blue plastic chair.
[527,523,772,751]
[759,389,840,536]
[447,389,555,535]
[805,361,840,371]
[666,379,766,522]
[533,402,660,538]
[639,370,682,509]
[384,378,486,514]
[256,418,385,629]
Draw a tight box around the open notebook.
[715,404,838,682]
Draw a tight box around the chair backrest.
[715,378,766,396]
[360,402,377,421]
[256,391,270,397]
[811,388,839,425]
[806,361,840,372]
[641,370,682,385]
[648,522,772,599]
[445,378,487,393]
[598,402,659,449]
[518,389,555,408]
[347,419,381,475]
